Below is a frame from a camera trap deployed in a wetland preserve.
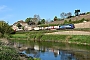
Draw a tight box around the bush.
[0,21,14,38]
[86,12,90,14]
[0,32,3,38]
[0,45,20,60]
[64,20,68,24]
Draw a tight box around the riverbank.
[0,38,41,60]
[9,30,90,45]
[0,39,20,60]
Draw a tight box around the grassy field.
[11,34,27,38]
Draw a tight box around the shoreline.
[9,37,90,46]
[9,30,90,45]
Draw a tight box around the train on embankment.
[13,24,75,31]
[36,24,75,30]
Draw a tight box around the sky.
[0,0,90,25]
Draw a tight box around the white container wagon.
[34,27,39,31]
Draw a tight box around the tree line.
[22,10,90,26]
[54,10,90,21]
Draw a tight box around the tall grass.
[69,35,90,44]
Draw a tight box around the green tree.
[37,19,45,25]
[25,17,32,24]
[0,21,14,37]
[69,19,72,23]
[16,23,22,29]
[54,16,58,21]
[80,18,85,22]
[75,9,80,16]
[66,12,72,18]
[86,12,90,14]
[37,21,41,25]
[41,19,45,24]
[64,20,68,24]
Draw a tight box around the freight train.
[13,24,75,31]
[44,24,75,30]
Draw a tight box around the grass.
[69,43,90,50]
[0,42,20,60]
[10,34,27,38]
[0,40,41,60]
[69,35,90,44]
[40,35,67,41]
[10,30,57,39]
[10,30,90,45]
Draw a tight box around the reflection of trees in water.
[54,52,58,57]
[74,52,90,60]
[25,48,36,54]
[60,51,75,60]
[11,40,90,60]
[25,48,40,58]
[40,46,46,53]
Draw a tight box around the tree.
[37,21,41,25]
[54,16,58,21]
[66,12,72,18]
[34,14,40,20]
[25,17,32,24]
[41,19,45,24]
[29,21,35,25]
[25,17,36,25]
[75,9,80,16]
[69,19,72,23]
[0,21,14,36]
[16,23,22,29]
[86,12,90,14]
[60,12,67,19]
[37,19,45,25]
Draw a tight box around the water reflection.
[21,45,76,60]
[11,40,90,60]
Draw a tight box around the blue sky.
[0,0,90,25]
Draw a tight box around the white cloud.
[0,14,14,25]
[0,5,12,12]
[0,5,7,11]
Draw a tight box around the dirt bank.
[45,31,90,35]
[0,38,9,44]
[74,21,90,28]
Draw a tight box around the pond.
[10,40,90,60]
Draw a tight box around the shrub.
[0,45,20,60]
[0,32,3,38]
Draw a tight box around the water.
[22,47,76,60]
[11,40,90,60]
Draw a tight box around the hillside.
[74,21,90,28]
[49,14,90,24]
[67,14,90,21]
